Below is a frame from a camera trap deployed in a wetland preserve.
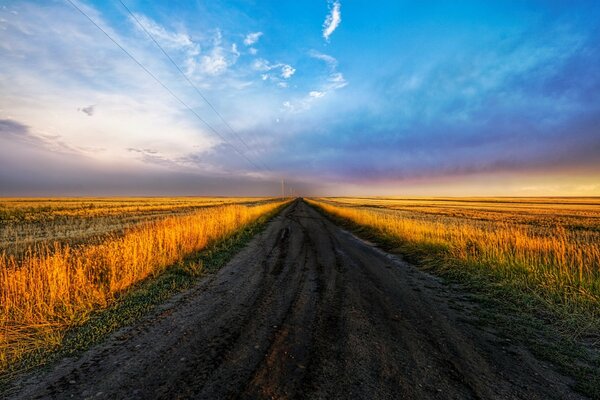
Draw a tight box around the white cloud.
[244,31,263,46]
[309,50,338,69]
[282,101,294,111]
[231,43,240,57]
[131,13,198,53]
[254,59,295,82]
[200,52,228,75]
[192,31,239,76]
[282,71,347,114]
[252,58,271,71]
[322,1,341,41]
[248,47,258,55]
[281,64,296,79]
[328,72,347,89]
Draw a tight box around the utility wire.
[65,0,265,172]
[118,0,272,172]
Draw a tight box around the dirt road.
[8,199,585,399]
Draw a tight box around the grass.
[0,197,272,258]
[306,197,600,398]
[0,198,289,376]
[0,200,287,392]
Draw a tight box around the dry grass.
[307,197,600,328]
[0,198,287,371]
[0,197,271,258]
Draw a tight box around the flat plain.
[2,197,599,399]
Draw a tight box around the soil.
[7,199,586,399]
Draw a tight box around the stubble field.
[0,197,287,374]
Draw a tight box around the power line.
[65,0,265,172]
[118,0,272,172]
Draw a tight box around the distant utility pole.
[281,179,285,199]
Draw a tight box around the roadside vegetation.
[307,197,600,396]
[0,197,289,376]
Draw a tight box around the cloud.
[79,105,95,116]
[2,1,598,196]
[282,101,294,111]
[231,43,240,57]
[279,67,347,113]
[253,59,295,83]
[0,118,81,154]
[252,58,272,71]
[327,72,347,89]
[127,147,180,167]
[0,118,29,137]
[130,14,242,79]
[131,13,198,53]
[248,47,258,55]
[193,30,239,76]
[281,64,295,79]
[322,1,341,41]
[309,50,338,69]
[243,31,263,46]
[200,52,228,75]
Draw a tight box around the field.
[3,197,600,398]
[0,197,272,259]
[0,197,287,373]
[307,197,600,333]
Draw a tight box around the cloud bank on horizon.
[0,0,599,196]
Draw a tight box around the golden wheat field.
[307,197,600,327]
[0,197,287,372]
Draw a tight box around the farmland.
[307,197,600,332]
[0,197,288,374]
[0,197,273,258]
[6,199,596,399]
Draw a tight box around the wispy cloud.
[131,12,198,53]
[322,1,341,41]
[243,31,263,46]
[0,118,82,154]
[309,50,338,69]
[127,147,181,168]
[327,72,347,89]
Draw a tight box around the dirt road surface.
[8,199,585,399]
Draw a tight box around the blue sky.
[0,0,599,196]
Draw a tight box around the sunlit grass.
[307,197,600,327]
[0,197,272,258]
[0,198,288,371]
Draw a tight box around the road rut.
[8,199,585,399]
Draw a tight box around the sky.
[0,0,599,196]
